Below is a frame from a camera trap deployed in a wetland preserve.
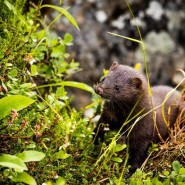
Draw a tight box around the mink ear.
[130,77,142,89]
[110,61,119,71]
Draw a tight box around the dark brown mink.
[94,62,181,173]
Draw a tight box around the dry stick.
[0,134,30,139]
[140,151,154,171]
[98,177,109,184]
[179,146,185,159]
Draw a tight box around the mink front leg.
[127,136,151,173]
[93,114,109,144]
[94,101,117,144]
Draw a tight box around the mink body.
[94,62,181,173]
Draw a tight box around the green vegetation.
[0,0,185,184]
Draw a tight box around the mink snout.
[95,85,104,95]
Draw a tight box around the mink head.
[95,62,147,105]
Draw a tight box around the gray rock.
[146,1,164,21]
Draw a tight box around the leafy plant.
[129,161,185,185]
[0,151,45,185]
[0,0,96,184]
[0,95,35,120]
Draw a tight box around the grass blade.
[42,5,80,31]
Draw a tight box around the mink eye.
[115,85,120,91]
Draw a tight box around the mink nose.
[95,85,104,95]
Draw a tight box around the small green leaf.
[64,33,73,45]
[16,151,45,162]
[51,45,65,58]
[113,144,127,153]
[26,143,36,149]
[55,177,66,185]
[4,0,17,14]
[111,157,122,163]
[179,167,185,175]
[171,171,177,177]
[20,83,36,89]
[2,82,8,92]
[173,161,181,174]
[51,150,70,161]
[163,170,170,176]
[0,154,28,171]
[56,87,67,98]
[31,65,38,76]
[163,180,170,185]
[0,95,35,120]
[11,171,37,185]
[9,69,18,77]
